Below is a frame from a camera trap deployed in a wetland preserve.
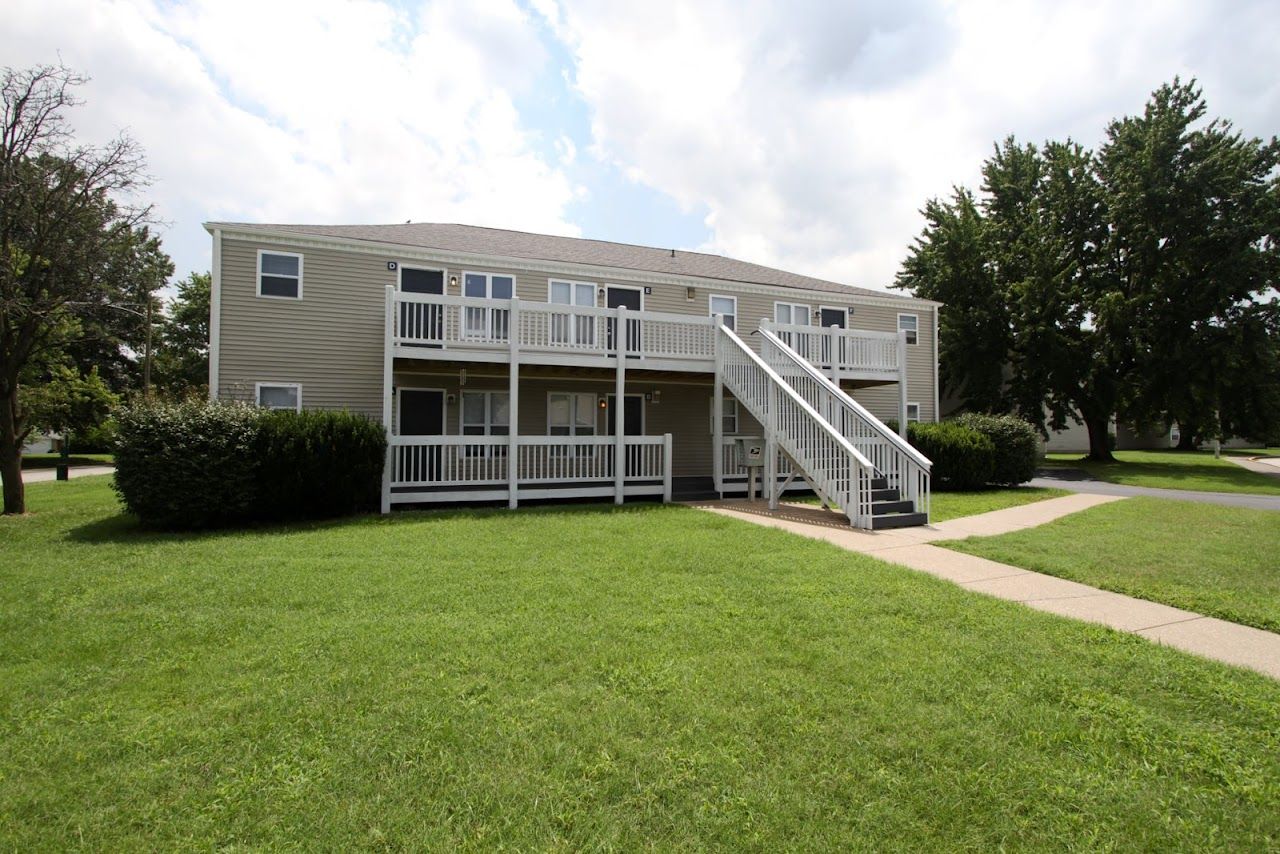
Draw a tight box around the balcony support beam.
[614,305,627,505]
[381,285,395,515]
[508,298,521,510]
[898,329,909,441]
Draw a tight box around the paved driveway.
[1030,469,1280,511]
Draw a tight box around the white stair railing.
[759,328,931,518]
[716,322,875,527]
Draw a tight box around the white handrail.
[760,328,932,471]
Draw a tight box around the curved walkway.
[690,494,1280,680]
[1028,469,1280,511]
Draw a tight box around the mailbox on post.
[735,436,765,499]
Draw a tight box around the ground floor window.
[548,391,597,455]
[907,402,921,424]
[710,396,738,434]
[256,383,301,411]
[462,391,510,456]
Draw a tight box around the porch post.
[712,316,724,496]
[828,324,840,383]
[662,432,673,503]
[381,285,394,514]
[897,329,909,441]
[614,305,627,505]
[508,297,520,510]
[765,380,779,510]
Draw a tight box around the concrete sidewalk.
[1225,455,1280,479]
[15,465,115,484]
[1029,470,1280,511]
[690,495,1280,680]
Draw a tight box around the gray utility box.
[736,436,765,466]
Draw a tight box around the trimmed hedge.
[114,401,386,529]
[905,421,995,491]
[953,413,1038,485]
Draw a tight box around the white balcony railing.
[394,292,716,364]
[392,293,901,375]
[762,321,900,374]
[388,434,672,504]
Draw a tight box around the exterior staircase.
[715,322,931,530]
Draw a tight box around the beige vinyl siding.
[215,234,937,429]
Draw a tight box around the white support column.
[614,305,627,505]
[827,324,840,382]
[381,285,395,514]
[765,380,779,510]
[662,432,673,503]
[898,329,909,441]
[712,316,724,496]
[508,297,521,510]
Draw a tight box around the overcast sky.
[5,0,1278,292]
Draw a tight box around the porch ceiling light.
[449,275,458,289]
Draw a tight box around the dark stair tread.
[870,488,900,502]
[871,499,914,515]
[870,511,930,530]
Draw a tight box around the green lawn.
[20,453,114,470]
[943,497,1280,633]
[929,486,1069,522]
[3,478,1279,849]
[1044,449,1280,494]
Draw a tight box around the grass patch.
[20,453,114,470]
[1043,450,1280,494]
[943,497,1280,632]
[929,486,1069,522]
[3,477,1279,849]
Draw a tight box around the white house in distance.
[205,222,938,529]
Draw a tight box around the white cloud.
[540,0,1280,290]
[3,0,581,278]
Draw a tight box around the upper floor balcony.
[389,291,905,382]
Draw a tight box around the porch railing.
[761,320,899,374]
[395,292,717,363]
[388,434,672,503]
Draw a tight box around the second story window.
[774,302,810,326]
[710,295,737,331]
[463,272,515,340]
[898,313,919,345]
[258,251,303,299]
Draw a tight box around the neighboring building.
[206,222,938,528]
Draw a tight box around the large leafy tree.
[152,271,211,399]
[896,79,1280,460]
[0,64,171,514]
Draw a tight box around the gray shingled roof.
[207,221,919,302]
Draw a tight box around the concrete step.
[870,511,930,530]
[871,499,915,515]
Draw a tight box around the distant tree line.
[894,79,1280,460]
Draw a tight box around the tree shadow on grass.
[65,498,671,545]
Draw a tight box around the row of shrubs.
[899,412,1039,491]
[114,401,386,529]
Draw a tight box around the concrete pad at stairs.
[1137,617,1280,680]
[928,493,1124,539]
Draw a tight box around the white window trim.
[906,402,921,424]
[604,283,645,310]
[461,270,516,299]
[605,393,646,435]
[547,278,599,304]
[459,390,510,435]
[255,382,302,412]
[545,391,599,436]
[397,264,447,291]
[773,301,811,326]
[394,386,446,436]
[818,305,849,328]
[709,294,738,328]
[898,312,920,345]
[256,249,303,300]
[711,396,739,434]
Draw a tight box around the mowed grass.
[2,478,1280,849]
[1044,449,1280,494]
[943,497,1280,632]
[929,486,1069,522]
